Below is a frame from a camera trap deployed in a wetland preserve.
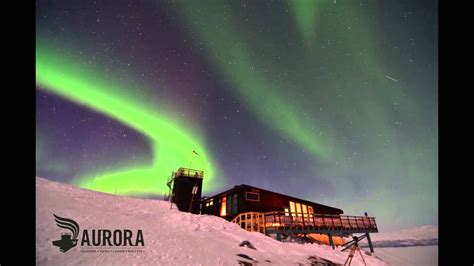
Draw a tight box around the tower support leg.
[366,233,374,253]
[276,232,282,241]
[328,233,335,250]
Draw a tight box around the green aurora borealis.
[36,0,437,230]
[36,42,216,195]
[172,0,437,226]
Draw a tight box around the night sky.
[36,0,438,231]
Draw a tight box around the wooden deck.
[231,211,378,235]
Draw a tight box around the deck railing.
[175,168,204,178]
[231,212,266,234]
[263,211,377,232]
[231,211,377,234]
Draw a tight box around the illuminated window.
[296,203,302,217]
[308,206,314,217]
[289,201,296,216]
[206,202,209,207]
[302,204,308,217]
[220,197,227,216]
[284,207,290,216]
[210,199,213,206]
[245,192,260,201]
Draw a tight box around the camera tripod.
[342,235,367,266]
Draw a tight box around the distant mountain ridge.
[361,225,438,248]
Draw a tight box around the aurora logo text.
[52,214,145,253]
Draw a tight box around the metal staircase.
[164,172,174,202]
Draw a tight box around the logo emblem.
[52,214,80,253]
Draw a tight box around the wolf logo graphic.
[52,214,80,253]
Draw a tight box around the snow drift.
[36,177,386,265]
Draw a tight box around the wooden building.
[201,184,343,221]
[169,168,378,251]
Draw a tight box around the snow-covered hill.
[36,177,386,265]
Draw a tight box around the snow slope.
[36,177,386,265]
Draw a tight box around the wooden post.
[328,233,335,250]
[276,232,282,241]
[366,233,374,253]
[251,213,254,232]
[364,212,374,253]
[290,213,293,230]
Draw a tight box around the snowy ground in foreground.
[36,177,386,265]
